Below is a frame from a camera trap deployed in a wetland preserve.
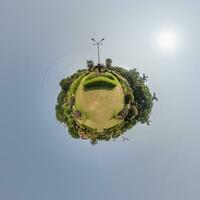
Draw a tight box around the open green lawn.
[75,72,125,132]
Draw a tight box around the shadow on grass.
[83,80,117,91]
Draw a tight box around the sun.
[157,29,177,51]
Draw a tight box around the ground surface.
[75,72,125,132]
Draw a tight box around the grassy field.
[75,72,125,132]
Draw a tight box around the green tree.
[87,60,94,69]
[59,78,71,91]
[105,58,112,67]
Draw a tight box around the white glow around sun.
[157,30,178,51]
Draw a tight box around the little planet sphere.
[55,58,157,145]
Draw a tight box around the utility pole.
[91,38,105,64]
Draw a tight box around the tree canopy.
[55,59,156,144]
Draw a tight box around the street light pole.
[91,38,105,64]
[97,43,100,64]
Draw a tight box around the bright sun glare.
[157,30,178,51]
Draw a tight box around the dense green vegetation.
[84,80,117,90]
[55,59,156,144]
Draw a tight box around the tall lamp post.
[91,38,105,64]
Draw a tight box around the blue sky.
[0,0,200,199]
